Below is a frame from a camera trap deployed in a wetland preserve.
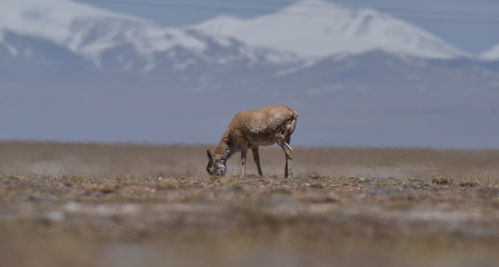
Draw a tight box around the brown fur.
[207,105,298,177]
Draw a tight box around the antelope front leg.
[252,147,263,176]
[241,149,248,178]
[284,151,293,178]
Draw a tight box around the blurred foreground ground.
[0,142,498,267]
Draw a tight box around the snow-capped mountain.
[1,0,499,148]
[480,44,499,61]
[194,0,467,59]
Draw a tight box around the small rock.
[64,202,80,212]
[46,211,65,222]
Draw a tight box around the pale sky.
[75,0,499,54]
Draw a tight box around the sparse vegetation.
[0,141,498,267]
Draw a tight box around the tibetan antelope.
[206,105,298,178]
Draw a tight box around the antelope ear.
[207,150,213,160]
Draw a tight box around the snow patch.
[6,44,19,56]
[275,58,318,76]
[480,44,499,60]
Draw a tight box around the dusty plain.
[0,141,498,267]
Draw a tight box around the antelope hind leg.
[277,139,293,178]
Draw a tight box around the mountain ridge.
[0,0,296,70]
[194,0,468,60]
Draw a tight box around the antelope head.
[206,150,226,176]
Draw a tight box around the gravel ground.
[0,142,498,267]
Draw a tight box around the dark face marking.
[206,151,226,176]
